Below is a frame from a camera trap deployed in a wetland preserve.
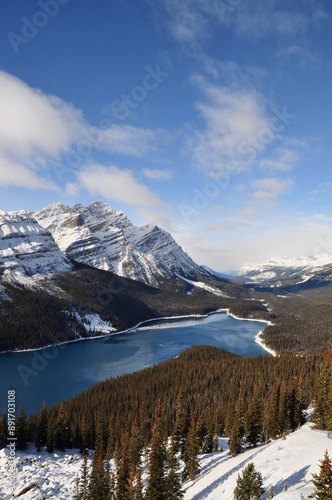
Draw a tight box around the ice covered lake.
[0,311,268,414]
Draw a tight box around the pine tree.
[313,352,332,430]
[233,462,264,499]
[247,391,263,448]
[173,387,189,455]
[182,415,200,481]
[165,436,183,499]
[16,406,27,450]
[46,415,54,453]
[115,430,132,500]
[88,440,109,500]
[73,450,90,500]
[54,401,69,451]
[267,485,275,499]
[35,401,47,451]
[312,450,332,499]
[145,399,167,500]
[229,396,245,457]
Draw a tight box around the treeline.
[260,294,332,354]
[0,347,321,452]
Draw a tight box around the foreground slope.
[0,417,330,499]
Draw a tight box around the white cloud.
[0,71,166,192]
[142,168,172,181]
[251,177,293,206]
[188,80,271,171]
[101,125,164,157]
[0,71,83,158]
[259,148,299,171]
[0,152,57,191]
[78,164,161,208]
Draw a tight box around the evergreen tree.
[16,406,27,450]
[233,462,264,499]
[229,397,245,457]
[115,430,132,500]
[46,415,54,453]
[173,388,189,455]
[54,401,69,451]
[165,436,183,500]
[182,416,200,481]
[88,440,109,500]
[312,450,332,499]
[35,401,47,451]
[247,391,263,448]
[0,412,7,450]
[73,450,90,500]
[313,352,332,430]
[267,485,275,499]
[145,399,167,500]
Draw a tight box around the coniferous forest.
[1,345,330,498]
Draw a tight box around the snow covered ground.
[1,414,331,499]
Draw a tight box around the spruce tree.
[247,391,263,448]
[16,406,27,450]
[173,388,189,455]
[88,440,109,500]
[233,462,264,499]
[165,436,183,499]
[267,485,275,499]
[312,450,332,499]
[73,450,90,500]
[145,399,167,500]
[115,431,132,500]
[313,352,332,430]
[35,401,47,451]
[182,416,200,481]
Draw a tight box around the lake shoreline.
[0,308,274,356]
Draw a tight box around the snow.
[1,416,331,499]
[183,415,332,499]
[178,276,231,297]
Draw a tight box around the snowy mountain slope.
[237,254,332,293]
[33,201,211,287]
[0,417,330,499]
[0,210,72,285]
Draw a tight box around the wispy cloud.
[186,78,273,172]
[142,168,172,181]
[78,164,161,208]
[149,0,329,46]
[101,125,164,157]
[251,177,293,207]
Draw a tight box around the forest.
[1,345,329,498]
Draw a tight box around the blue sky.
[0,0,332,270]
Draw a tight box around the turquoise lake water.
[0,311,267,414]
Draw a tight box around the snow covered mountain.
[0,210,72,285]
[237,254,332,292]
[33,201,211,287]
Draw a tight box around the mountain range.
[236,254,332,294]
[0,201,251,352]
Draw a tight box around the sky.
[0,0,332,271]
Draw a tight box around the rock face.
[0,210,72,283]
[34,201,210,287]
